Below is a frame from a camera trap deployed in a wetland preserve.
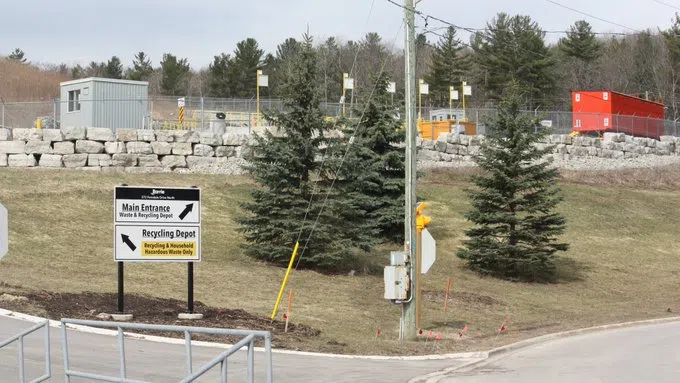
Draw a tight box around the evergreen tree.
[208,53,231,97]
[104,56,123,79]
[558,20,602,62]
[318,37,343,103]
[127,52,153,81]
[160,53,190,95]
[331,72,406,245]
[472,13,557,107]
[71,64,85,79]
[663,13,680,119]
[265,37,301,97]
[237,34,352,271]
[227,38,264,98]
[457,85,569,282]
[86,61,106,77]
[8,48,26,63]
[425,26,470,106]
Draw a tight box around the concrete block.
[193,144,215,157]
[222,133,248,146]
[138,154,161,167]
[172,142,193,155]
[75,140,105,154]
[417,149,440,161]
[0,128,11,141]
[160,155,188,168]
[421,139,435,150]
[53,142,75,155]
[126,142,153,154]
[137,129,156,141]
[0,141,26,154]
[0,154,7,167]
[88,154,112,167]
[116,129,138,142]
[660,136,677,142]
[433,140,447,153]
[200,132,222,146]
[63,154,89,168]
[125,167,171,173]
[112,154,138,167]
[154,130,175,142]
[61,126,86,140]
[12,128,43,141]
[87,127,115,142]
[105,142,126,154]
[446,134,460,144]
[187,156,216,168]
[100,166,126,173]
[444,143,458,154]
[75,166,101,172]
[603,132,626,143]
[459,135,470,146]
[42,129,64,142]
[174,130,200,143]
[8,154,36,167]
[151,142,173,155]
[215,146,236,157]
[25,140,52,154]
[39,154,63,167]
[178,313,204,320]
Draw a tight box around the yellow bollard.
[36,119,42,129]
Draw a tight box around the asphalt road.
[421,321,680,383]
[0,316,474,382]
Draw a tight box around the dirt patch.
[2,289,320,350]
[424,290,505,307]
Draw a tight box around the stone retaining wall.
[0,127,250,174]
[417,132,680,163]
[2,127,680,173]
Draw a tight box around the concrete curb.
[0,308,482,361]
[408,315,680,383]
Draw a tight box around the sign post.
[114,185,201,319]
[0,202,8,260]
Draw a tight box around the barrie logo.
[151,189,165,196]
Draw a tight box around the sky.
[1,0,679,70]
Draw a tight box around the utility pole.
[401,0,418,341]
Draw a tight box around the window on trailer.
[68,89,81,112]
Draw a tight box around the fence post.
[200,97,205,131]
[1,103,4,128]
[53,99,57,128]
[247,339,255,383]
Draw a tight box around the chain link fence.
[2,97,679,138]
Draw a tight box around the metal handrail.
[60,318,273,383]
[0,320,51,383]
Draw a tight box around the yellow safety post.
[415,202,432,329]
[270,241,300,320]
[36,118,42,129]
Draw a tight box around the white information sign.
[387,81,396,94]
[258,74,269,87]
[344,78,354,90]
[420,83,429,95]
[421,228,436,274]
[177,97,186,108]
[0,202,7,260]
[450,89,459,101]
[463,85,472,96]
[114,186,201,262]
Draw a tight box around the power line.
[544,0,641,33]
[650,0,680,12]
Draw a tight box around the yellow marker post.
[270,242,300,320]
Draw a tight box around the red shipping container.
[571,91,665,138]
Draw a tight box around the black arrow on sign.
[121,234,136,251]
[179,203,194,220]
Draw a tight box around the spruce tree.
[329,72,406,246]
[227,38,264,98]
[237,34,353,271]
[425,26,470,106]
[457,85,569,282]
[208,53,232,97]
[8,48,27,63]
[104,56,123,79]
[127,52,153,81]
[558,20,602,62]
[472,13,556,107]
[160,53,190,95]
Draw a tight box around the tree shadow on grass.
[554,256,590,283]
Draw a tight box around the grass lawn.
[1,167,679,355]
